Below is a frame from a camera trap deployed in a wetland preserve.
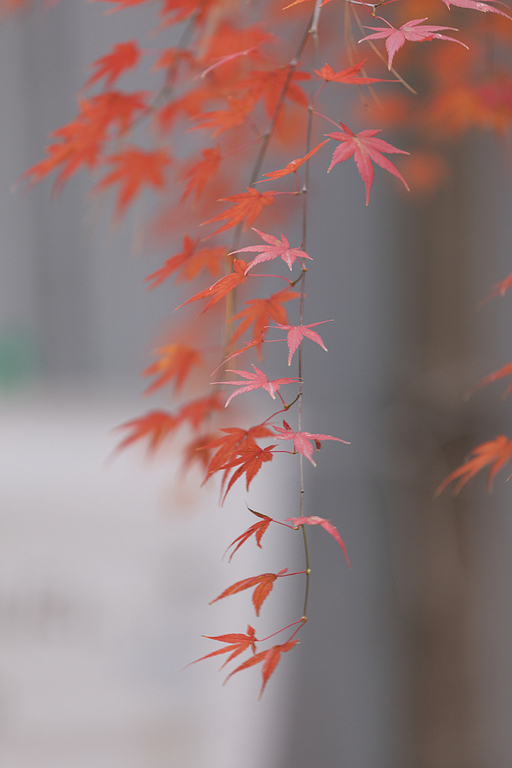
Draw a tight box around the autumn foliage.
[19,0,512,698]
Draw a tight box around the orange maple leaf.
[436,435,512,495]
[83,41,140,90]
[201,188,275,238]
[224,638,299,699]
[93,146,171,218]
[177,393,223,428]
[257,140,329,182]
[482,270,512,302]
[180,146,222,202]
[189,625,257,667]
[142,343,202,395]
[210,570,286,616]
[175,259,247,312]
[229,288,300,346]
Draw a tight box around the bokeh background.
[1,2,512,766]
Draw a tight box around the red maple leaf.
[218,365,299,407]
[273,419,350,466]
[142,343,202,395]
[144,236,226,288]
[224,511,273,562]
[82,91,148,135]
[210,569,287,616]
[202,424,274,478]
[83,41,141,90]
[176,393,224,429]
[286,515,350,567]
[465,362,512,399]
[229,288,300,347]
[482,271,512,302]
[232,228,312,272]
[219,444,276,501]
[441,0,511,18]
[201,188,275,238]
[314,60,389,84]
[175,259,247,312]
[325,123,409,205]
[190,94,257,136]
[115,410,178,456]
[358,18,467,70]
[93,146,171,218]
[224,638,299,698]
[232,67,309,117]
[180,146,222,202]
[436,436,512,495]
[257,140,330,182]
[271,320,330,365]
[189,625,257,667]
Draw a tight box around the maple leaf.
[436,436,512,495]
[23,116,105,191]
[201,188,275,238]
[177,393,224,429]
[219,444,276,501]
[273,419,350,466]
[190,94,257,136]
[114,410,178,456]
[202,424,274,478]
[175,259,247,312]
[180,146,221,202]
[325,122,409,206]
[231,228,312,272]
[286,515,350,567]
[142,343,202,395]
[224,639,299,699]
[83,41,140,90]
[359,18,468,70]
[271,321,330,365]
[189,625,257,667]
[182,433,217,471]
[482,271,512,302]
[82,91,148,135]
[465,362,512,399]
[232,67,309,117]
[144,236,226,288]
[229,288,300,347]
[441,0,512,18]
[218,365,299,407]
[224,511,273,562]
[257,140,330,182]
[93,146,171,218]
[210,569,286,616]
[314,61,389,84]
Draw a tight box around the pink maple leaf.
[441,0,511,18]
[231,228,312,272]
[271,321,331,365]
[286,515,350,567]
[325,122,409,206]
[273,420,350,466]
[217,366,299,407]
[359,17,468,70]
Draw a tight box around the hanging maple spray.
[19,0,512,698]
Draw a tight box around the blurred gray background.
[1,2,512,766]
